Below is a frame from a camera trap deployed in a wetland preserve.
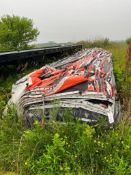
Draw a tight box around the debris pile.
[9,48,120,125]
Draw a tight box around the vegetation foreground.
[0,41,130,175]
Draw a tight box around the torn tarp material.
[9,48,120,124]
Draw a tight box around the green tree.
[126,37,131,44]
[0,15,39,51]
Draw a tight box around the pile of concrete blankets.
[6,48,120,126]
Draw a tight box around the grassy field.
[0,41,130,175]
[0,172,18,175]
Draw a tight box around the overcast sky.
[0,0,131,43]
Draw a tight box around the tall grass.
[0,108,130,175]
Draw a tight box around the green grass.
[0,172,18,175]
[0,108,130,175]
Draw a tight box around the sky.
[0,0,131,43]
